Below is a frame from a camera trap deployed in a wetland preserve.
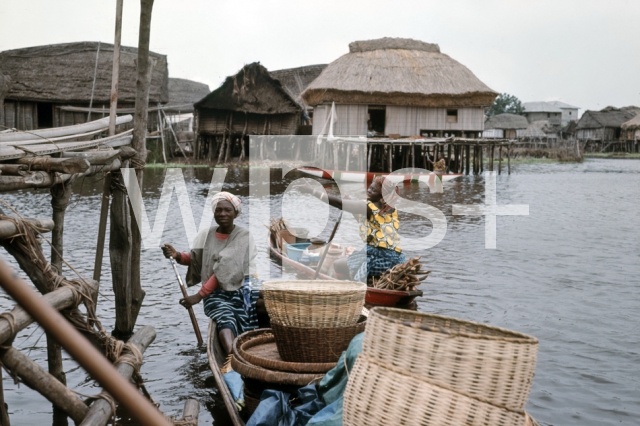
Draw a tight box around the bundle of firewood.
[371,257,431,291]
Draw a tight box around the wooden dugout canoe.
[207,319,246,426]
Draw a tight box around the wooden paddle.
[170,257,203,346]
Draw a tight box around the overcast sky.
[1,0,638,115]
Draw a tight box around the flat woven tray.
[235,329,336,374]
[262,280,366,327]
[230,351,324,386]
[363,307,539,412]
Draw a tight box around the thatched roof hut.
[166,78,210,112]
[301,37,497,108]
[621,113,640,130]
[0,42,169,104]
[194,63,305,160]
[484,113,528,130]
[575,107,637,140]
[269,64,326,109]
[195,62,300,115]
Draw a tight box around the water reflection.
[0,158,638,425]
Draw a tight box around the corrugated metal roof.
[523,102,563,113]
[548,100,579,110]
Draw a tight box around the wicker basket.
[362,307,539,412]
[343,355,539,426]
[230,354,324,386]
[271,321,366,363]
[262,280,366,327]
[236,329,336,373]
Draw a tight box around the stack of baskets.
[343,307,540,426]
[262,280,367,363]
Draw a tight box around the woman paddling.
[162,192,259,358]
[297,176,405,283]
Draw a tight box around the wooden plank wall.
[311,104,368,136]
[198,109,299,135]
[2,101,36,130]
[386,106,485,135]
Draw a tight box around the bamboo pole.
[180,399,199,424]
[108,0,123,136]
[0,347,88,424]
[0,282,98,345]
[162,109,187,159]
[224,113,233,163]
[218,113,229,164]
[80,326,156,426]
[0,259,171,426]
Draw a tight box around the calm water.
[0,158,639,425]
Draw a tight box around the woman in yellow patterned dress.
[299,176,405,282]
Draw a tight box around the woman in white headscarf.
[162,191,258,358]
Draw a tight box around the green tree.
[487,93,524,116]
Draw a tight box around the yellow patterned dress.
[348,202,406,282]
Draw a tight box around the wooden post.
[108,0,123,136]
[0,347,88,424]
[122,0,154,339]
[157,110,167,164]
[180,399,200,424]
[110,169,135,339]
[498,144,503,175]
[218,113,229,164]
[508,142,512,175]
[162,109,187,159]
[50,180,76,426]
[239,113,248,162]
[0,259,171,426]
[80,326,156,426]
[0,368,9,426]
[388,144,392,173]
[224,113,234,163]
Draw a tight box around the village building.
[193,62,305,161]
[621,113,640,141]
[522,102,563,126]
[575,106,638,141]
[300,37,497,138]
[0,42,168,130]
[269,64,327,127]
[483,113,529,139]
[548,101,580,126]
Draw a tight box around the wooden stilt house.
[0,42,169,131]
[193,62,303,161]
[575,107,638,141]
[483,113,529,139]
[301,37,497,138]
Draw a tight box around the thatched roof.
[166,78,210,112]
[521,120,550,138]
[576,107,637,130]
[621,113,640,130]
[0,42,169,103]
[484,113,528,130]
[270,64,327,109]
[301,37,497,108]
[195,62,302,114]
[0,70,10,100]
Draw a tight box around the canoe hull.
[297,166,462,184]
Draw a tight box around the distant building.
[194,62,304,160]
[0,42,169,130]
[483,113,528,139]
[548,101,580,127]
[575,106,637,141]
[301,37,497,138]
[166,78,210,114]
[523,102,562,126]
[621,114,640,140]
[269,64,327,113]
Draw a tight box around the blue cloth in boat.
[307,333,364,426]
[346,244,405,282]
[223,370,244,404]
[245,333,364,426]
[203,276,259,336]
[247,384,324,426]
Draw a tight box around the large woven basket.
[262,280,366,327]
[363,307,539,412]
[272,321,366,363]
[343,355,539,426]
